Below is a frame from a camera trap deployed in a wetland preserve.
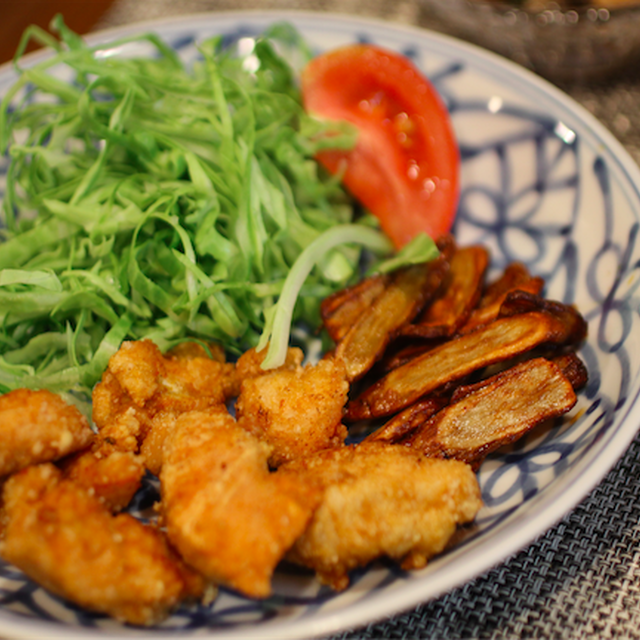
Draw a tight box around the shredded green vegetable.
[0,16,437,397]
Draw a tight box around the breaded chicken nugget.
[235,345,304,384]
[92,340,237,474]
[0,464,207,626]
[280,441,482,590]
[139,411,177,477]
[161,409,321,598]
[61,449,145,512]
[0,389,93,478]
[107,339,163,406]
[236,357,349,467]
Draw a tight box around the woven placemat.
[95,2,640,638]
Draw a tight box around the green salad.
[0,16,437,398]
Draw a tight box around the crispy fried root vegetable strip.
[161,409,321,599]
[460,262,544,334]
[346,307,587,421]
[0,389,93,478]
[280,441,482,591]
[236,357,349,467]
[367,352,587,447]
[497,289,588,341]
[406,358,578,469]
[401,245,489,339]
[363,396,450,444]
[551,352,589,391]
[321,273,390,343]
[0,464,207,626]
[334,259,449,382]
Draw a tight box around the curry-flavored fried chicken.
[0,464,208,626]
[280,441,482,591]
[236,357,349,467]
[161,409,321,599]
[0,389,93,478]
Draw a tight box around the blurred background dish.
[421,0,640,82]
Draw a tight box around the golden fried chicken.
[91,339,238,475]
[235,357,349,467]
[104,339,237,416]
[0,389,93,478]
[280,441,482,590]
[234,345,304,384]
[0,463,207,626]
[160,409,321,599]
[139,411,177,477]
[60,448,146,512]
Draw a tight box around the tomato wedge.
[302,44,459,248]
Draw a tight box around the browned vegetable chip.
[320,273,390,343]
[401,245,489,339]
[461,262,544,334]
[552,352,589,391]
[334,259,449,382]
[363,395,449,444]
[406,357,577,469]
[345,308,586,421]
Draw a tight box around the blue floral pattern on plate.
[1,10,640,640]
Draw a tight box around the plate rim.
[1,8,640,640]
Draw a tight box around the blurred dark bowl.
[421,0,640,82]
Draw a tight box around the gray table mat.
[94,2,640,637]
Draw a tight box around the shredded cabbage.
[0,16,437,397]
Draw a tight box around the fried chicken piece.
[107,339,163,406]
[139,411,178,477]
[91,340,238,474]
[280,441,482,591]
[161,409,321,599]
[234,345,304,384]
[106,340,237,415]
[0,464,207,626]
[157,347,238,414]
[61,449,146,512]
[0,389,93,478]
[235,357,349,467]
[92,370,148,440]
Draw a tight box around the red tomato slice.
[302,44,459,248]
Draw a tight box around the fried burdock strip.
[321,273,390,343]
[551,352,589,391]
[461,262,545,334]
[366,351,587,447]
[405,357,579,469]
[0,389,93,478]
[363,395,450,445]
[401,245,489,339]
[235,357,349,467]
[160,409,321,599]
[320,235,456,347]
[346,304,587,421]
[334,258,450,382]
[0,463,207,626]
[280,441,482,591]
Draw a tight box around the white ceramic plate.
[2,9,640,640]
